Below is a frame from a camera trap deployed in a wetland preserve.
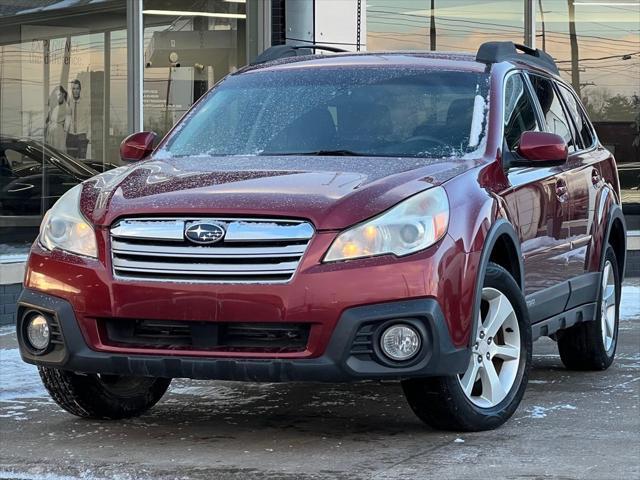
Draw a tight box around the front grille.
[102,319,311,353]
[110,217,314,283]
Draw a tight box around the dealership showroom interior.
[0,0,639,479]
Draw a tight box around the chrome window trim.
[524,71,599,156]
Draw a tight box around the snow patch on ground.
[0,473,79,480]
[0,349,48,401]
[526,404,577,419]
[0,471,142,480]
[620,283,639,321]
[0,325,16,336]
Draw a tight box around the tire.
[38,367,171,419]
[558,245,620,371]
[402,263,532,431]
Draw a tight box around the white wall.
[315,0,366,51]
[285,0,366,52]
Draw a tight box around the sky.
[366,0,640,100]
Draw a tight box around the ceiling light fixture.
[142,10,246,19]
[573,2,639,5]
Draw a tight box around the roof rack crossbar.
[250,44,349,66]
[475,41,559,75]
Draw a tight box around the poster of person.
[66,79,90,159]
[43,79,91,159]
[44,85,70,152]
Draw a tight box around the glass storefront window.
[0,1,128,247]
[143,0,260,138]
[0,0,264,249]
[367,0,525,51]
[536,1,640,216]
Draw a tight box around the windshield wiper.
[266,149,366,156]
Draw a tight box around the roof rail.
[250,44,349,66]
[476,41,559,75]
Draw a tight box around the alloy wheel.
[458,287,521,408]
[600,260,617,352]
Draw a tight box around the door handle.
[555,178,568,202]
[591,168,601,187]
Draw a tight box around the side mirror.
[515,131,568,166]
[119,131,158,162]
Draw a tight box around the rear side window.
[528,75,578,153]
[503,73,539,152]
[558,84,595,149]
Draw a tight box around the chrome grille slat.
[113,257,299,273]
[111,218,314,242]
[110,217,313,284]
[114,268,297,277]
[111,239,307,258]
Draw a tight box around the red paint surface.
[518,131,568,163]
[119,131,157,162]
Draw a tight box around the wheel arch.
[488,232,523,289]
[604,205,626,281]
[468,219,524,347]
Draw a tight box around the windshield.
[160,66,490,159]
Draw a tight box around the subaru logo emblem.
[184,222,225,244]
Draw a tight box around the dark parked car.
[17,42,626,431]
[0,137,99,216]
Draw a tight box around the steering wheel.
[401,135,448,148]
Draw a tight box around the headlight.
[324,187,449,262]
[39,184,97,258]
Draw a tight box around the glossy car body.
[17,51,626,384]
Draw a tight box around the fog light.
[380,324,421,361]
[26,314,50,352]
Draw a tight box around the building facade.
[0,0,638,252]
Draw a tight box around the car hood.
[81,155,478,230]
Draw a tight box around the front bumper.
[17,289,469,382]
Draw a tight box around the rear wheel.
[558,245,620,370]
[38,367,171,419]
[402,263,531,431]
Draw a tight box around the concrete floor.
[0,281,638,480]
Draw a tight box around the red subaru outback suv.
[17,42,626,431]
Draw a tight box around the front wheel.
[39,367,171,419]
[402,263,532,431]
